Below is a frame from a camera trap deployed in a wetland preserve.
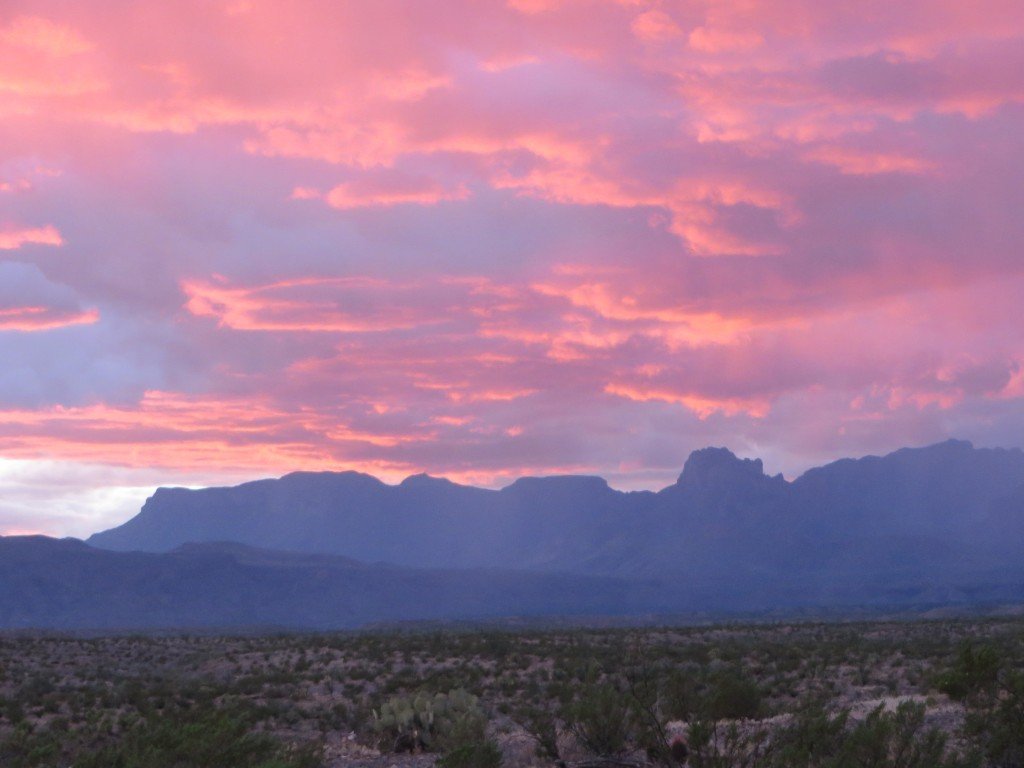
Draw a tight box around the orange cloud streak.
[805,146,936,175]
[182,278,426,332]
[325,181,470,209]
[0,16,94,56]
[604,382,772,419]
[0,391,429,472]
[0,306,99,331]
[0,226,63,250]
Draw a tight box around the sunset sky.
[2,0,1024,537]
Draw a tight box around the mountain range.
[2,440,1022,629]
[0,537,668,630]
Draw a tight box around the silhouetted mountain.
[88,469,639,572]
[792,439,1024,538]
[0,537,670,630]
[81,440,1024,616]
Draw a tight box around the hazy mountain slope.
[4,535,1021,631]
[791,439,1024,537]
[0,537,671,630]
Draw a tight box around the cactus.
[372,688,487,754]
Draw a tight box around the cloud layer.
[1,0,1023,534]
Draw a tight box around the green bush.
[661,668,701,721]
[72,703,321,768]
[564,681,634,756]
[935,643,1001,701]
[965,670,1024,767]
[767,701,972,768]
[704,668,762,721]
[687,719,767,768]
[0,723,61,768]
[764,701,849,765]
[516,705,561,762]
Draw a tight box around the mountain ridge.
[87,440,1024,593]
[3,439,1023,629]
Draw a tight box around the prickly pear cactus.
[372,688,487,753]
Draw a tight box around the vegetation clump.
[373,688,486,751]
[374,688,501,766]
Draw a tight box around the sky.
[1,0,1024,537]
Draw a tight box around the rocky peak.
[677,447,768,488]
[399,473,458,490]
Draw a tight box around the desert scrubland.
[0,618,1022,767]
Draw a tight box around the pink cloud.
[182,277,428,332]
[688,26,764,53]
[632,10,684,42]
[0,16,94,56]
[604,382,771,419]
[0,390,429,473]
[0,306,99,332]
[803,146,935,175]
[0,225,63,250]
[0,263,97,333]
[0,0,1022,534]
[324,171,470,209]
